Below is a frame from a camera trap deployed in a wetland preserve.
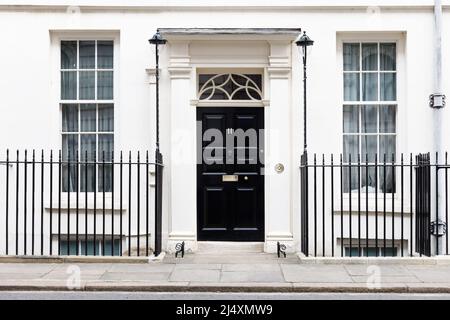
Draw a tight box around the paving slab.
[221,271,284,283]
[40,271,104,281]
[169,269,221,282]
[406,266,450,283]
[299,256,441,265]
[174,263,222,270]
[2,253,450,293]
[222,263,281,272]
[40,264,110,280]
[350,275,422,283]
[108,263,175,273]
[344,265,413,276]
[176,254,296,265]
[0,279,88,291]
[281,264,353,283]
[101,272,171,281]
[0,273,51,280]
[0,263,57,273]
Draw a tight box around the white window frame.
[337,33,406,202]
[344,245,400,257]
[60,39,115,104]
[59,236,122,256]
[51,31,120,198]
[192,68,268,107]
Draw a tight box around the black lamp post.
[149,30,167,256]
[295,31,314,156]
[149,30,167,153]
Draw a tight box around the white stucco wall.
[0,0,449,255]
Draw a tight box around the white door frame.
[159,29,299,253]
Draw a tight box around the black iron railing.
[300,152,449,257]
[0,150,163,257]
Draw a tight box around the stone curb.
[1,282,450,294]
[297,254,450,265]
[0,255,161,264]
[3,254,449,265]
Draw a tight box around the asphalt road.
[0,291,449,300]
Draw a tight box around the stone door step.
[196,241,264,254]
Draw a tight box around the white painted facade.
[0,0,449,255]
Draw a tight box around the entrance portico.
[160,28,301,253]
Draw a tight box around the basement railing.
[0,150,163,257]
[300,152,449,258]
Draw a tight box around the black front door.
[197,107,264,241]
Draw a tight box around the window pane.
[343,105,359,133]
[380,43,396,71]
[199,74,227,100]
[361,167,376,193]
[361,135,377,163]
[62,134,78,161]
[80,163,95,192]
[99,134,113,161]
[380,135,396,162]
[380,166,396,194]
[80,104,96,132]
[345,247,360,257]
[80,240,100,255]
[81,134,96,160]
[97,41,113,69]
[61,41,77,69]
[61,71,77,100]
[62,104,78,132]
[103,239,121,256]
[343,43,360,71]
[361,105,377,133]
[62,163,77,192]
[343,135,359,163]
[79,71,95,100]
[362,73,378,101]
[98,104,114,132]
[79,41,95,69]
[98,134,113,192]
[366,248,378,257]
[379,105,396,133]
[98,164,112,192]
[381,247,398,257]
[362,43,378,71]
[343,167,359,193]
[97,71,113,100]
[245,74,262,94]
[380,73,396,101]
[344,73,360,101]
[232,88,254,100]
[80,134,96,192]
[59,240,78,255]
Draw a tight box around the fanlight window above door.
[198,74,263,100]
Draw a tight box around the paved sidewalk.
[1,253,450,293]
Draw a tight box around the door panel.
[197,107,264,241]
[201,113,227,173]
[233,187,258,230]
[202,186,227,230]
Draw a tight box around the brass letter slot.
[222,174,238,182]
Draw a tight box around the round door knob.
[275,163,284,173]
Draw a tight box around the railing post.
[5,150,9,255]
[415,153,432,257]
[154,149,163,256]
[300,151,309,256]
